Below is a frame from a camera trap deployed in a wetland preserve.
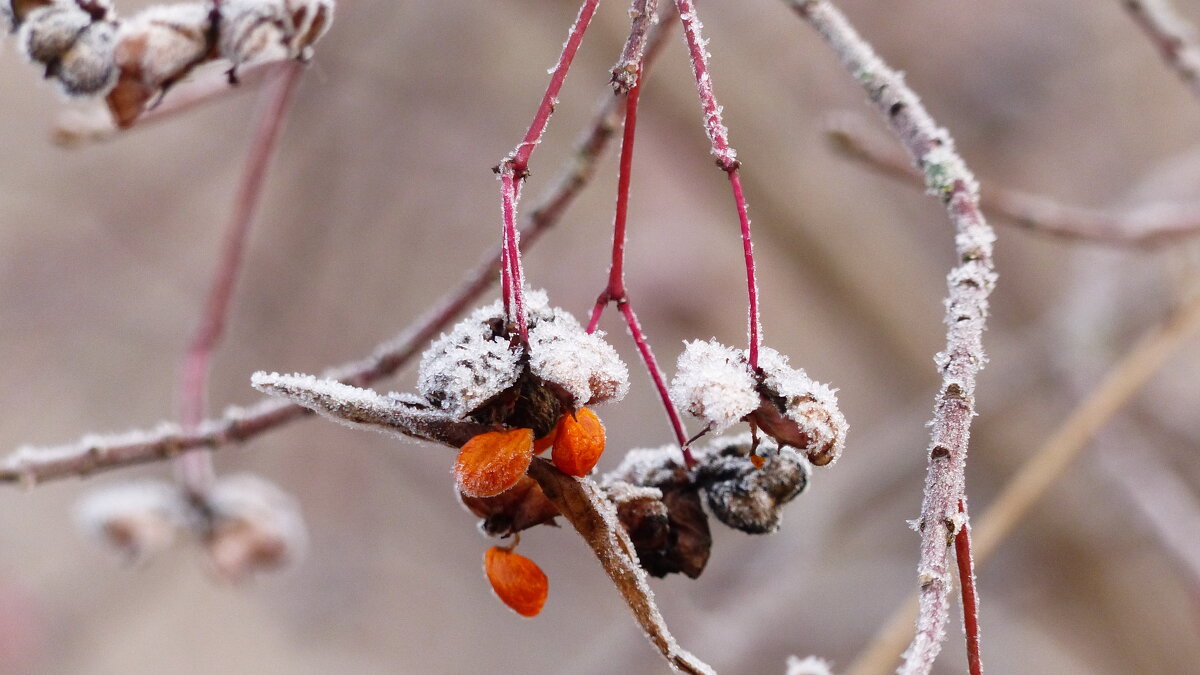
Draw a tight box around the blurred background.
[1,0,1199,672]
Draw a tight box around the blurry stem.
[826,119,1200,249]
[1123,0,1200,100]
[673,0,762,368]
[955,498,982,675]
[175,61,304,499]
[0,14,680,487]
[527,459,715,675]
[498,0,601,342]
[846,291,1200,675]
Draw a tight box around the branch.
[827,117,1200,249]
[846,291,1200,675]
[176,61,305,498]
[1123,0,1200,100]
[526,459,715,675]
[1,15,680,487]
[788,2,997,673]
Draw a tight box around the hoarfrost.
[528,315,628,405]
[205,472,308,580]
[785,655,833,675]
[418,299,523,418]
[669,339,758,432]
[75,480,189,560]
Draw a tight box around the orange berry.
[484,546,548,617]
[532,428,558,455]
[455,428,534,498]
[551,408,606,477]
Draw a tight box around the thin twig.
[588,0,693,466]
[673,0,763,369]
[52,61,278,148]
[789,2,996,673]
[954,498,982,675]
[827,118,1200,249]
[1123,0,1200,100]
[846,291,1200,675]
[0,15,680,488]
[526,459,715,675]
[611,0,659,93]
[497,0,602,340]
[175,61,305,499]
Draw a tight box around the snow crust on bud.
[756,347,848,466]
[669,339,758,432]
[205,473,307,581]
[219,0,333,66]
[19,3,89,64]
[74,480,188,560]
[56,20,116,95]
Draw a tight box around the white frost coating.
[605,443,683,488]
[528,313,629,405]
[669,339,758,432]
[785,655,833,675]
[75,480,189,559]
[418,298,523,418]
[5,422,183,474]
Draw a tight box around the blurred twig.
[0,13,680,487]
[827,116,1200,249]
[1123,0,1200,100]
[847,291,1200,675]
[789,2,996,673]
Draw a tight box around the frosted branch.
[1123,0,1200,100]
[827,117,1200,249]
[788,2,997,673]
[846,291,1200,675]
[526,458,715,675]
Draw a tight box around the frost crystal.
[528,312,628,405]
[756,347,848,467]
[786,655,833,675]
[669,339,758,433]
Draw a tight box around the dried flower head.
[670,340,848,466]
[74,480,189,561]
[17,1,118,96]
[203,473,307,582]
[550,407,606,477]
[219,0,333,68]
[483,545,548,617]
[693,434,811,534]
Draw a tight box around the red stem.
[956,498,983,675]
[672,0,762,368]
[586,73,694,466]
[176,62,304,498]
[499,0,601,338]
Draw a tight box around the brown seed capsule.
[454,428,534,498]
[483,546,548,617]
[19,4,89,65]
[550,407,605,477]
[56,20,116,96]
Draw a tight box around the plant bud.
[219,0,333,67]
[107,3,214,126]
[204,474,307,582]
[56,20,116,96]
[19,3,89,65]
[74,480,188,561]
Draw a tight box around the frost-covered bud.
[55,20,116,95]
[670,340,848,467]
[4,0,55,31]
[18,2,89,65]
[106,3,214,126]
[74,480,189,561]
[695,434,810,534]
[219,0,333,67]
[418,290,628,434]
[669,339,758,433]
[204,474,307,582]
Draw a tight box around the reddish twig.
[788,2,997,673]
[827,118,1200,249]
[497,0,602,340]
[1123,0,1200,100]
[587,0,693,466]
[672,0,762,368]
[176,61,305,499]
[955,498,982,675]
[1,16,680,488]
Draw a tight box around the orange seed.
[551,408,606,477]
[484,546,548,617]
[532,427,558,455]
[455,428,534,498]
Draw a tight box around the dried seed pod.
[550,407,606,477]
[55,19,116,95]
[106,3,215,127]
[454,428,534,498]
[204,474,308,582]
[483,546,548,617]
[458,475,559,537]
[219,0,333,67]
[74,480,189,561]
[4,0,56,31]
[18,2,89,65]
[695,436,811,534]
[669,339,759,433]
